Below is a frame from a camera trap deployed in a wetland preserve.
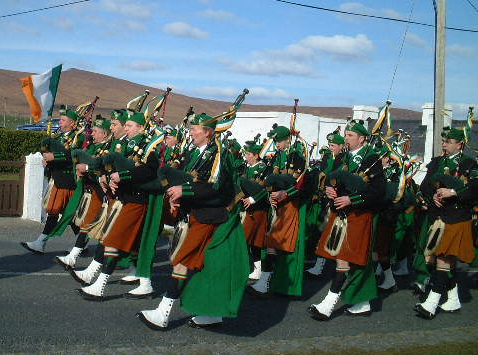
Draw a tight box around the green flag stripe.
[47,64,62,116]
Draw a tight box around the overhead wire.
[274,0,478,33]
[387,0,417,101]
[464,0,478,14]
[0,0,91,19]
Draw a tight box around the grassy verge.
[0,115,32,130]
[0,173,20,181]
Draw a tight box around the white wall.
[231,112,348,159]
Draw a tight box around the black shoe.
[69,268,90,286]
[307,305,330,321]
[123,292,153,300]
[136,312,167,331]
[187,318,222,329]
[344,309,372,317]
[20,242,44,255]
[246,285,270,299]
[414,304,435,319]
[55,256,72,271]
[77,289,103,302]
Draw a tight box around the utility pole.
[433,0,446,157]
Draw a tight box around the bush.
[0,129,48,161]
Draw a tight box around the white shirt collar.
[350,144,366,156]
[448,152,460,159]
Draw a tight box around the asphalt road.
[1,217,477,354]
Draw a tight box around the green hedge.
[0,129,48,161]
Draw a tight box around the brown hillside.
[0,68,421,125]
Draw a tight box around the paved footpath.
[1,217,477,354]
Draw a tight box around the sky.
[0,0,477,118]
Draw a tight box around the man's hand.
[334,196,351,210]
[170,199,180,215]
[325,186,337,199]
[100,175,108,193]
[269,190,288,208]
[167,186,183,203]
[42,152,54,167]
[76,163,88,178]
[109,172,120,194]
[436,188,457,200]
[433,193,443,208]
[242,197,253,209]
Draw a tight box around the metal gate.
[0,160,25,216]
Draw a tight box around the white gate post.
[22,152,45,222]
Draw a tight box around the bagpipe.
[143,87,173,128]
[168,106,194,169]
[79,96,100,150]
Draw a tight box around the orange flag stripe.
[18,76,42,122]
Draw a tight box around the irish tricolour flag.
[19,64,62,122]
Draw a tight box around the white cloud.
[220,57,317,77]
[405,32,427,47]
[249,87,292,100]
[220,33,373,77]
[450,103,477,120]
[120,61,164,71]
[121,20,147,32]
[2,22,39,35]
[298,34,373,59]
[53,18,75,32]
[447,44,475,57]
[163,22,208,39]
[199,9,237,21]
[189,86,292,101]
[100,0,153,20]
[338,2,404,23]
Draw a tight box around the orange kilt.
[172,214,218,271]
[434,220,475,263]
[45,186,75,215]
[79,188,104,232]
[102,202,147,253]
[317,210,374,266]
[267,199,300,253]
[243,210,268,248]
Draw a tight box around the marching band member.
[308,120,385,320]
[21,108,84,254]
[414,127,477,319]
[306,131,345,277]
[78,111,156,300]
[55,116,112,269]
[137,107,249,329]
[248,123,307,297]
[240,137,268,280]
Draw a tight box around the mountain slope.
[0,68,421,125]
